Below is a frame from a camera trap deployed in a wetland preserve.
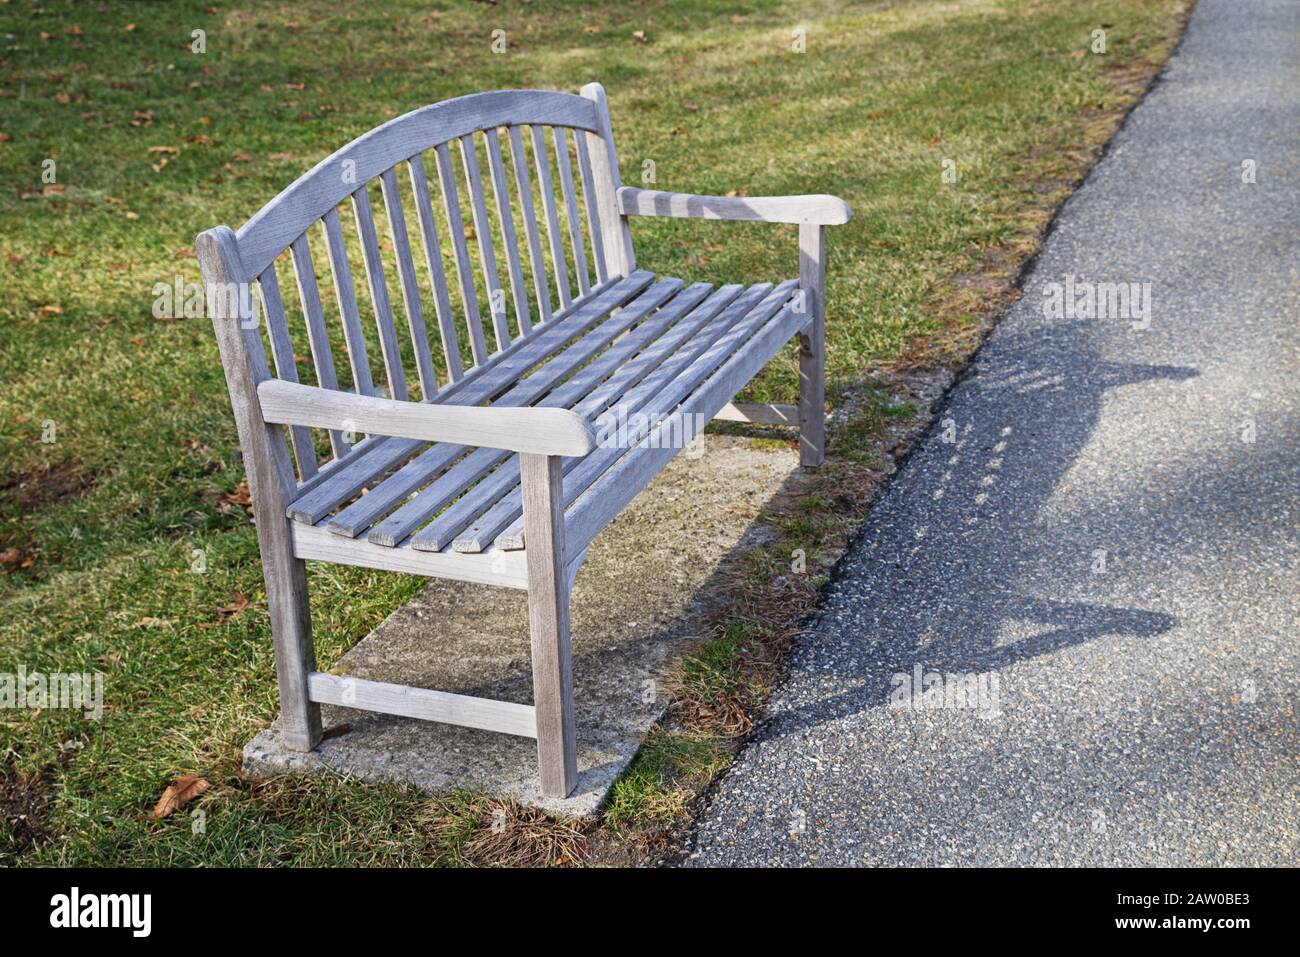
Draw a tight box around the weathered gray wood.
[259,379,597,456]
[292,521,528,588]
[291,434,386,498]
[237,90,601,278]
[289,233,349,457]
[435,141,490,365]
[485,282,796,551]
[714,401,799,426]
[521,453,577,797]
[256,265,318,479]
[619,186,851,226]
[407,155,464,381]
[351,185,409,401]
[198,225,322,751]
[530,124,573,308]
[400,280,701,551]
[579,82,635,277]
[321,207,377,397]
[347,278,688,546]
[798,223,826,467]
[484,130,532,336]
[458,282,780,552]
[307,672,536,737]
[565,295,808,557]
[441,283,756,554]
[284,274,645,526]
[361,276,673,548]
[552,125,590,296]
[325,276,639,540]
[507,126,552,324]
[573,131,608,284]
[380,166,438,399]
[205,83,850,800]
[459,133,510,351]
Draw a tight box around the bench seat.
[283,273,801,579]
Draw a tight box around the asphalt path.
[687,0,1299,866]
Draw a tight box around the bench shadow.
[673,316,1196,741]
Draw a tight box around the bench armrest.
[257,380,595,457]
[617,186,851,226]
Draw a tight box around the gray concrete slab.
[245,436,800,818]
[688,0,1300,866]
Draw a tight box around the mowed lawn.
[0,0,1188,865]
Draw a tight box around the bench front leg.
[798,223,827,467]
[521,453,579,798]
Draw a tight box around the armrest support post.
[798,223,826,467]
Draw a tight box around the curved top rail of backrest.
[233,89,602,280]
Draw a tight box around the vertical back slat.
[407,154,464,382]
[379,167,438,399]
[530,124,573,309]
[573,131,608,284]
[257,265,318,479]
[551,125,590,296]
[321,207,376,397]
[435,141,490,365]
[351,185,408,401]
[459,134,510,352]
[484,130,532,337]
[508,126,552,325]
[289,234,350,457]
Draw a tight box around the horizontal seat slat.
[564,296,810,557]
[485,281,799,551]
[408,283,757,553]
[335,277,688,542]
[284,273,652,525]
[437,282,789,553]
[393,282,724,551]
[410,283,749,552]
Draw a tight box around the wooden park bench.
[197,84,849,798]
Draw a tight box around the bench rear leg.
[521,453,579,798]
[199,227,323,753]
[798,223,826,467]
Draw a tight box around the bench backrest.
[198,84,634,482]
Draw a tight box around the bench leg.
[260,542,323,751]
[199,227,323,754]
[798,223,826,467]
[521,453,579,798]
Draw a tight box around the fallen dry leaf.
[212,480,253,518]
[150,775,210,819]
[213,590,252,624]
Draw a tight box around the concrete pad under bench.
[244,435,799,818]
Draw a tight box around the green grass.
[0,0,1188,865]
